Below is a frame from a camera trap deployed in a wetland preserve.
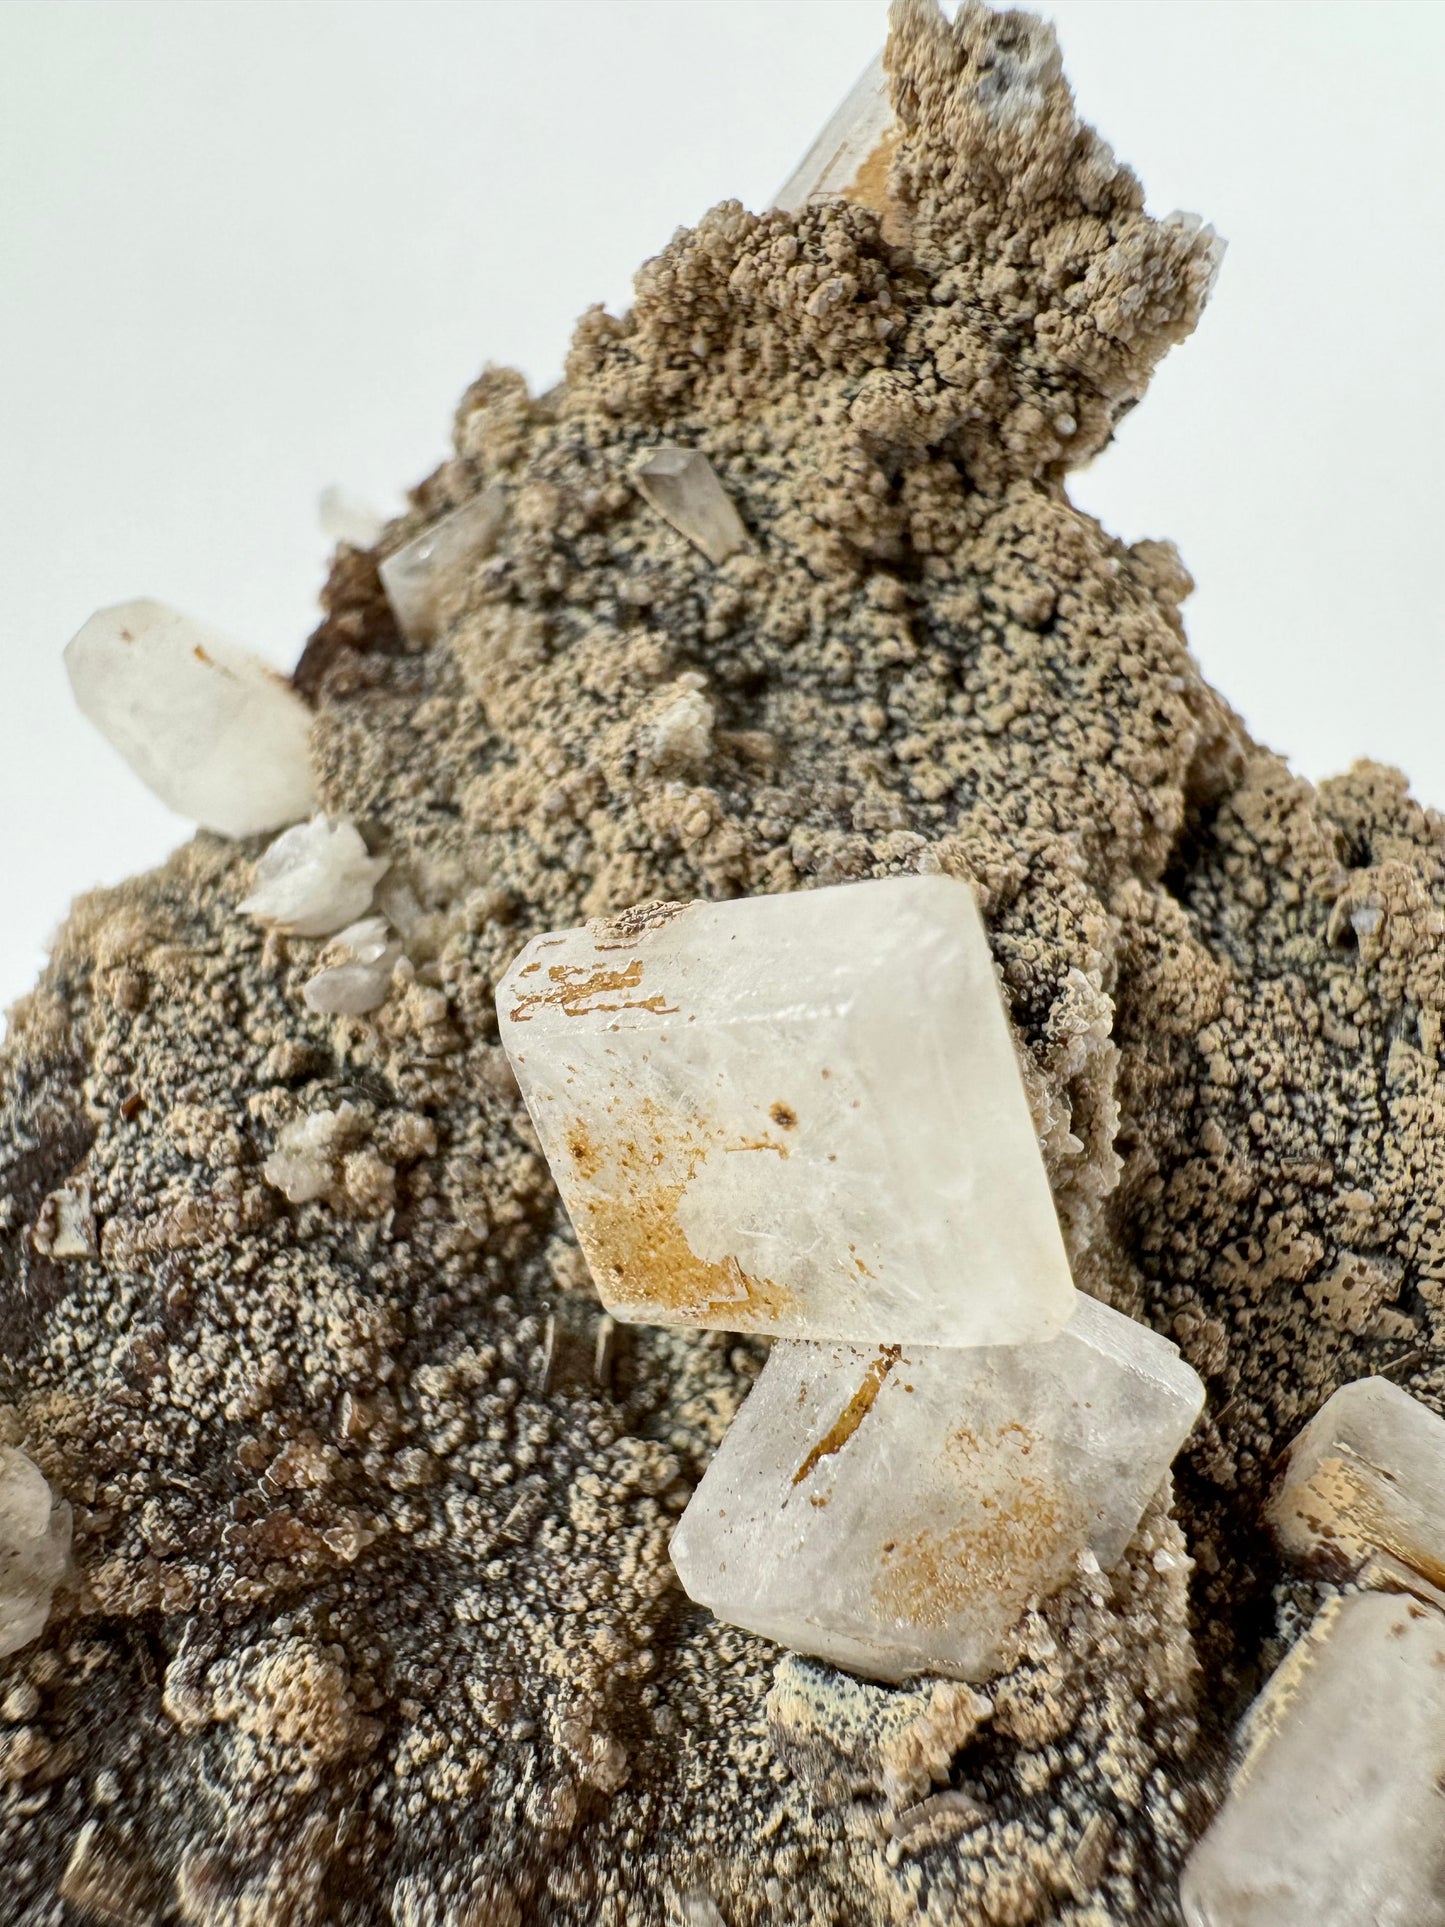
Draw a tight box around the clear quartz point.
[496,876,1077,1347]
[773,51,895,216]
[64,599,317,837]
[669,1294,1204,1682]
[1179,1591,1445,1926]
[633,448,749,566]
[378,486,506,643]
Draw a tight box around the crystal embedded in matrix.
[669,1293,1204,1681]
[1268,1375,1445,1596]
[64,598,317,836]
[239,815,388,937]
[0,1446,72,1662]
[1179,1591,1445,1926]
[632,448,750,566]
[497,875,1077,1347]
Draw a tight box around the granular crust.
[3,3,1440,1922]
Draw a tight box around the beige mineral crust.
[3,2,1440,1924]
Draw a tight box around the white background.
[1,0,1442,1015]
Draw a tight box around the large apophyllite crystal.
[668,1293,1203,1682]
[496,876,1076,1348]
[1179,1590,1445,1926]
[64,599,317,837]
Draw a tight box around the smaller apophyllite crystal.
[496,876,1075,1347]
[1,1446,72,1660]
[239,816,389,937]
[378,486,506,643]
[773,51,893,216]
[632,449,749,566]
[1178,1591,1445,1926]
[65,599,317,836]
[1269,1376,1445,1596]
[302,917,400,1017]
[668,1294,1203,1682]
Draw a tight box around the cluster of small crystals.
[0,1447,71,1661]
[1180,1377,1445,1923]
[500,874,1205,1682]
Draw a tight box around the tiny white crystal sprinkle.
[318,486,387,551]
[378,486,506,643]
[1179,1592,1445,1926]
[64,599,317,837]
[669,1294,1203,1682]
[0,1446,72,1660]
[497,876,1076,1347]
[262,1103,363,1204]
[633,448,749,567]
[773,51,894,215]
[302,917,400,1017]
[239,816,389,937]
[1269,1375,1445,1596]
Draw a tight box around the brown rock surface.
[4,3,1441,1921]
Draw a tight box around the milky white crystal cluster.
[633,449,749,566]
[670,1294,1203,1681]
[239,816,389,936]
[497,877,1076,1348]
[378,486,506,643]
[64,599,316,836]
[1180,1591,1445,1926]
[0,1446,72,1660]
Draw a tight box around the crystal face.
[378,486,506,643]
[1179,1591,1445,1926]
[64,599,317,837]
[632,449,749,566]
[496,876,1077,1346]
[773,51,894,216]
[668,1294,1204,1682]
[239,816,388,937]
[1268,1376,1445,1596]
[0,1446,72,1661]
[302,916,400,1016]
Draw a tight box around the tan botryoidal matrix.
[5,4,1444,1923]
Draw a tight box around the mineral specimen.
[1178,1592,1445,1926]
[1269,1376,1445,1595]
[377,484,506,642]
[669,1294,1203,1681]
[238,814,389,936]
[498,875,1077,1346]
[0,1447,71,1661]
[632,448,750,566]
[4,0,1432,1919]
[64,597,317,835]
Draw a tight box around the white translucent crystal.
[1268,1375,1445,1595]
[0,1446,72,1660]
[669,1294,1203,1682]
[262,1103,362,1204]
[239,816,389,937]
[497,876,1076,1346]
[302,917,399,1016]
[774,51,894,215]
[64,599,317,836]
[633,449,749,566]
[1179,1591,1445,1926]
[318,486,386,551]
[378,486,506,643]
